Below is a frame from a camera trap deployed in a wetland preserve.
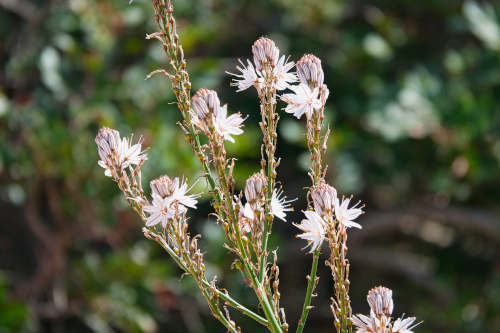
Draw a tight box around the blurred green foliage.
[0,0,499,332]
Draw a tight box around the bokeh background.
[1,0,500,332]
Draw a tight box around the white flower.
[392,317,418,333]
[334,195,363,229]
[281,83,322,120]
[354,286,420,333]
[367,286,394,318]
[227,59,263,92]
[271,187,294,222]
[352,313,383,333]
[294,210,325,253]
[172,178,199,209]
[273,55,297,90]
[213,104,245,143]
[95,127,147,177]
[143,176,199,227]
[228,37,296,92]
[143,193,176,228]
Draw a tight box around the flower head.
[353,286,420,333]
[142,176,199,227]
[150,175,178,198]
[294,210,326,253]
[352,313,381,333]
[271,187,295,222]
[227,59,263,92]
[95,127,147,177]
[296,54,324,88]
[213,104,245,143]
[392,317,418,333]
[252,37,279,71]
[143,193,176,228]
[273,55,297,90]
[367,286,394,318]
[281,83,322,120]
[311,183,337,217]
[334,195,364,229]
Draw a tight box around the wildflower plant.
[95,1,420,332]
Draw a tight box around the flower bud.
[296,54,324,88]
[367,286,393,318]
[95,127,121,155]
[311,183,337,217]
[150,175,178,198]
[244,172,267,205]
[252,37,279,71]
[191,88,220,120]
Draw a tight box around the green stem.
[143,228,268,326]
[296,249,320,333]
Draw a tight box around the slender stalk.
[295,249,320,333]
[259,83,277,283]
[296,81,327,331]
[143,228,269,326]
[210,139,283,333]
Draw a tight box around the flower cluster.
[237,173,294,235]
[352,286,419,333]
[143,176,199,227]
[227,37,296,94]
[95,127,147,178]
[281,54,329,120]
[96,4,421,329]
[294,183,364,253]
[191,88,245,143]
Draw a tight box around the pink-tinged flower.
[392,317,418,333]
[143,193,176,228]
[172,178,199,209]
[281,83,322,120]
[227,59,263,92]
[273,55,297,91]
[367,286,394,318]
[294,210,325,253]
[228,37,296,92]
[334,195,363,229]
[271,187,295,222]
[213,104,245,143]
[143,176,199,227]
[95,127,147,177]
[352,313,382,333]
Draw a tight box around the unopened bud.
[191,88,220,120]
[95,127,121,155]
[296,54,324,88]
[252,37,279,71]
[367,286,393,318]
[311,183,337,217]
[244,172,268,204]
[150,175,178,198]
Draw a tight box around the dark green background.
[1,0,499,332]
